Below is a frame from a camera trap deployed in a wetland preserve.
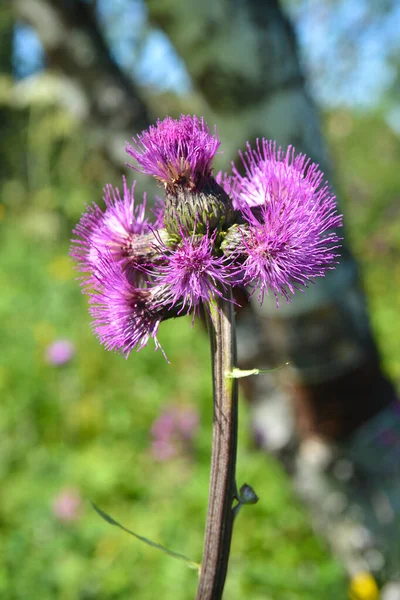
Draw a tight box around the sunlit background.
[1,0,400,598]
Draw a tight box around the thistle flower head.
[126,115,220,192]
[71,118,343,359]
[70,178,157,286]
[155,228,235,315]
[126,115,234,236]
[87,252,167,357]
[98,180,149,251]
[222,139,342,305]
[232,141,319,208]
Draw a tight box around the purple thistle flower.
[125,115,220,191]
[87,253,166,357]
[52,488,82,523]
[71,117,343,358]
[46,339,75,366]
[232,141,321,208]
[70,178,153,285]
[151,439,178,462]
[223,140,342,305]
[150,405,200,462]
[155,229,235,315]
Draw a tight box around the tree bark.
[0,4,21,183]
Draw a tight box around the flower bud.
[164,177,234,236]
[238,483,259,505]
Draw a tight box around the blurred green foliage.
[0,87,399,599]
[328,110,400,379]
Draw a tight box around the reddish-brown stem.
[196,292,238,599]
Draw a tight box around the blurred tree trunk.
[12,0,150,167]
[0,4,19,183]
[148,0,328,166]
[148,0,397,443]
[0,5,13,77]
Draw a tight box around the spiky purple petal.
[125,115,220,190]
[88,253,163,356]
[223,140,342,305]
[70,177,153,286]
[155,230,235,315]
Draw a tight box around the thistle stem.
[196,291,238,599]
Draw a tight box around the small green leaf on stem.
[226,363,289,379]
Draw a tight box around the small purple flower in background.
[150,405,200,462]
[52,488,82,522]
[152,439,178,462]
[46,340,75,366]
[175,406,200,440]
[71,114,342,357]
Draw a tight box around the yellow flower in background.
[348,572,379,600]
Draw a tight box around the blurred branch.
[12,0,151,166]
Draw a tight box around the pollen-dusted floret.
[221,139,342,305]
[125,115,220,191]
